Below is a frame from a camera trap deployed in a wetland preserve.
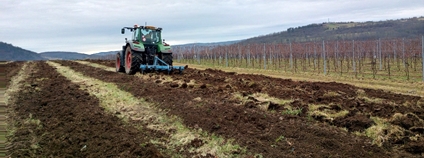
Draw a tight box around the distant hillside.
[0,42,45,61]
[39,51,98,60]
[91,51,119,56]
[174,40,241,48]
[242,17,424,44]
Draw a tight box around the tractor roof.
[133,24,157,30]
[144,26,156,30]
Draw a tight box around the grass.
[24,113,43,150]
[361,113,424,147]
[4,62,30,105]
[281,107,303,116]
[48,61,247,157]
[24,113,42,128]
[232,92,293,111]
[308,104,349,121]
[364,117,405,147]
[275,135,285,142]
[356,89,389,104]
[251,93,293,105]
[322,91,341,97]
[363,97,385,104]
[0,61,12,65]
[75,60,116,72]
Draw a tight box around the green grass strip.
[4,62,33,156]
[75,61,115,72]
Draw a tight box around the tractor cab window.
[141,29,160,44]
[134,29,141,41]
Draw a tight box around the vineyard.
[175,37,424,82]
[4,59,424,157]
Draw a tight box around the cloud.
[0,0,422,54]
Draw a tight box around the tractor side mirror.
[121,28,125,34]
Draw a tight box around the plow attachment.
[140,56,185,74]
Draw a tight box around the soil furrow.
[59,60,399,157]
[3,61,25,88]
[6,61,162,157]
[4,61,27,157]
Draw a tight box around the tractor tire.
[125,47,142,75]
[162,53,173,66]
[141,53,147,65]
[116,53,125,72]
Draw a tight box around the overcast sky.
[1,0,423,54]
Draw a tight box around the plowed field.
[5,61,163,157]
[5,60,424,157]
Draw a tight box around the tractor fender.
[160,49,173,53]
[159,44,172,53]
[126,42,145,52]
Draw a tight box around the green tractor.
[116,25,184,75]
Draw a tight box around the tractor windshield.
[141,29,161,44]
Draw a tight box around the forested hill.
[39,51,96,60]
[0,42,45,61]
[242,17,424,44]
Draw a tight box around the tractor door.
[133,29,141,42]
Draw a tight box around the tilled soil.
[58,60,417,157]
[91,59,424,156]
[6,62,162,157]
[179,68,423,122]
[3,61,24,87]
[177,68,424,155]
[89,59,424,156]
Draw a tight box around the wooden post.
[290,42,293,70]
[314,43,317,71]
[403,38,405,68]
[225,47,228,67]
[323,41,327,75]
[379,38,382,70]
[353,40,356,73]
[264,44,267,69]
[422,36,424,81]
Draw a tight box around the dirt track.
[5,60,424,157]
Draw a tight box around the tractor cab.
[137,26,162,44]
[121,25,163,45]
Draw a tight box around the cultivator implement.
[140,56,185,74]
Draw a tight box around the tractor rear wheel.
[162,53,173,66]
[125,47,141,75]
[116,53,125,72]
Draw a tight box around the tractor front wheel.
[125,47,141,75]
[116,53,125,72]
